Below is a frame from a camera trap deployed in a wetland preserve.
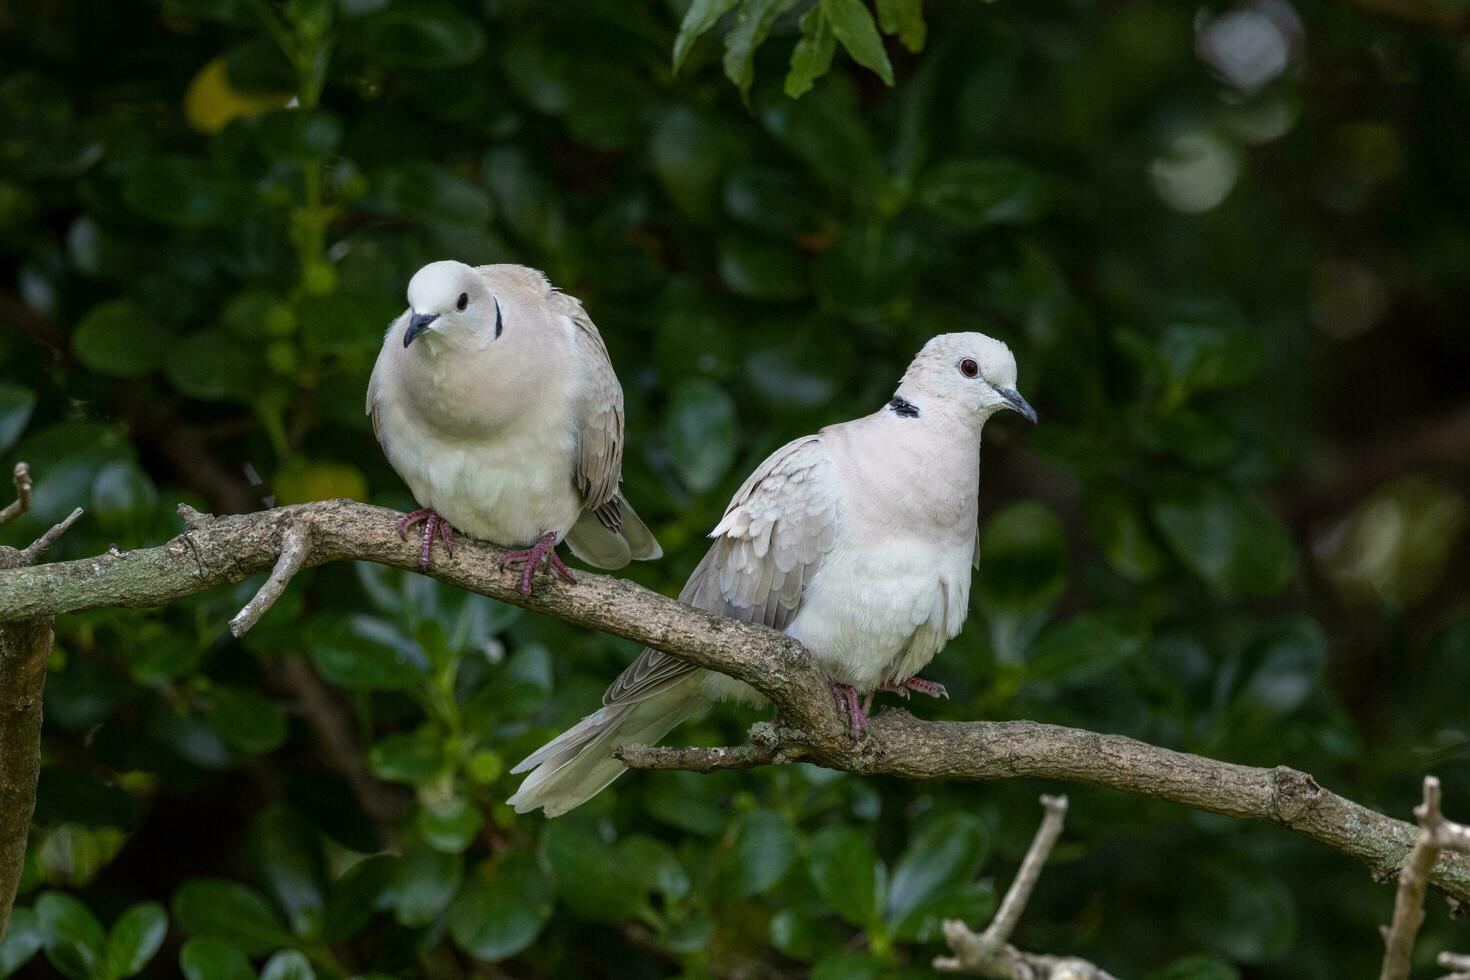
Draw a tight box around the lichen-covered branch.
[0,466,81,938]
[1379,776,1470,980]
[2,498,1470,907]
[935,795,1116,978]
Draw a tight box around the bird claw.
[397,508,454,570]
[831,682,869,740]
[880,676,948,701]
[502,531,574,598]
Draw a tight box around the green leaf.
[210,687,288,754]
[1026,611,1147,685]
[390,847,464,928]
[366,162,493,227]
[1085,489,1167,582]
[178,938,256,980]
[915,159,1048,228]
[368,730,444,785]
[723,0,798,97]
[259,951,315,980]
[416,797,482,854]
[662,378,739,493]
[448,854,553,961]
[72,300,166,378]
[768,908,847,963]
[891,880,996,943]
[807,827,881,927]
[876,0,925,51]
[124,158,250,228]
[247,807,327,940]
[361,5,486,68]
[785,7,836,98]
[104,902,167,979]
[1150,480,1296,598]
[673,0,738,71]
[811,952,882,980]
[35,892,107,980]
[727,808,798,897]
[305,617,428,691]
[538,822,649,921]
[171,879,292,956]
[821,0,894,86]
[886,813,989,925]
[0,383,36,455]
[321,855,395,944]
[1231,616,1326,718]
[1157,323,1263,404]
[165,331,261,402]
[0,907,44,977]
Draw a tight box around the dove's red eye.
[456,293,468,311]
[959,358,979,378]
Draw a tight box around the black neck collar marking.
[493,298,504,339]
[888,395,920,418]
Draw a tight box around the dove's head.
[401,260,500,351]
[894,332,1036,427]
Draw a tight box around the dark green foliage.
[2,0,1469,977]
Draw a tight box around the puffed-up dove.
[367,260,661,595]
[508,332,1036,816]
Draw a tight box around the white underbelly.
[785,538,970,691]
[380,406,583,547]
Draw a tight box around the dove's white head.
[401,260,502,351]
[893,332,1036,427]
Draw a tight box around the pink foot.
[397,508,455,570]
[881,676,949,700]
[501,531,576,598]
[831,682,869,739]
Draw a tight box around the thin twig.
[1380,776,1470,980]
[983,794,1069,955]
[935,795,1116,979]
[0,464,32,527]
[229,521,311,638]
[18,508,84,566]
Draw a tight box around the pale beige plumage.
[368,261,660,572]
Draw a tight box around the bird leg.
[880,676,949,700]
[830,682,869,739]
[501,530,576,597]
[397,508,455,570]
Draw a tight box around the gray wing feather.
[560,294,625,530]
[602,434,837,707]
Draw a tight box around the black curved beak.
[403,312,439,348]
[997,387,1038,424]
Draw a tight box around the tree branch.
[229,521,310,638]
[935,795,1116,978]
[1379,776,1470,980]
[2,499,1470,905]
[0,467,83,938]
[0,464,31,527]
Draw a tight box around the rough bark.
[1,498,1468,906]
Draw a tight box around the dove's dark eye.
[456,293,468,311]
[959,358,979,378]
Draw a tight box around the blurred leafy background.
[2,0,1469,976]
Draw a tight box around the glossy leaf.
[807,827,881,927]
[448,854,553,961]
[104,902,168,979]
[886,813,989,924]
[35,892,106,980]
[171,879,293,956]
